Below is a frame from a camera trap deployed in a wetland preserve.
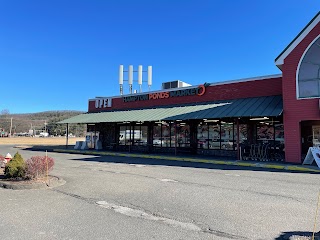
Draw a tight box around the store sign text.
[95,98,112,108]
[123,84,206,102]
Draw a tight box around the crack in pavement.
[51,188,248,239]
[96,200,249,239]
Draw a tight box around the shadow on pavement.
[19,145,320,174]
[275,231,320,239]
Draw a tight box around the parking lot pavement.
[53,148,320,173]
[0,145,320,239]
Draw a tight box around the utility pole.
[9,117,12,137]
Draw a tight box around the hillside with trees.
[0,109,86,137]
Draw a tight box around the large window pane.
[162,123,171,147]
[197,124,208,149]
[153,124,162,146]
[134,125,147,145]
[299,80,319,98]
[297,37,320,98]
[177,123,190,147]
[221,122,234,150]
[275,124,284,144]
[170,124,176,147]
[234,124,248,144]
[209,124,220,149]
[257,123,274,141]
[119,126,128,145]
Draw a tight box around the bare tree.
[0,109,10,117]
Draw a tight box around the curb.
[52,149,320,173]
[0,176,66,190]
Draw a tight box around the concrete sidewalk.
[52,148,320,173]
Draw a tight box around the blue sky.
[0,0,318,113]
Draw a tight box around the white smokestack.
[138,65,143,85]
[128,65,133,85]
[119,65,124,84]
[148,66,152,90]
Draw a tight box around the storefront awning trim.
[59,95,283,124]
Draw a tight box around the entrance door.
[301,121,320,154]
[311,126,320,147]
[301,122,312,154]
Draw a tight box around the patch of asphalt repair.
[96,200,248,239]
[52,188,248,239]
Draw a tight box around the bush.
[4,152,26,178]
[25,156,54,179]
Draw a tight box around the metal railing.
[241,143,285,162]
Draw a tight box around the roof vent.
[162,80,191,90]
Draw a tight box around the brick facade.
[282,22,320,163]
[88,77,282,112]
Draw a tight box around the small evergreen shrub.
[25,156,55,179]
[4,152,26,178]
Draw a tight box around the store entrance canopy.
[59,95,283,124]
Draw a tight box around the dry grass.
[0,137,85,146]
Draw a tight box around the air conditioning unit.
[162,80,191,90]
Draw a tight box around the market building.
[61,11,320,164]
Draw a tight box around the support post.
[236,119,240,160]
[175,122,177,156]
[9,117,13,137]
[66,123,69,149]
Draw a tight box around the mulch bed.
[0,167,63,190]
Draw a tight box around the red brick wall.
[282,23,320,163]
[88,77,282,112]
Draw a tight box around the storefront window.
[176,123,190,147]
[119,125,132,145]
[170,124,176,147]
[162,123,171,147]
[209,124,220,149]
[275,124,284,144]
[257,123,274,141]
[221,122,234,150]
[234,124,248,144]
[134,125,148,145]
[197,124,208,149]
[153,124,162,146]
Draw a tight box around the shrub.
[4,152,26,178]
[25,156,55,179]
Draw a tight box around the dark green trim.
[275,11,320,63]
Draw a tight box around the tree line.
[0,109,86,136]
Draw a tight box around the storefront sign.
[303,147,320,168]
[95,98,112,108]
[123,84,208,103]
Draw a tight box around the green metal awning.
[164,95,283,121]
[58,103,227,124]
[59,95,283,124]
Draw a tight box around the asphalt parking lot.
[0,145,320,240]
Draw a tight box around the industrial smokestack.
[119,65,124,95]
[148,66,152,91]
[128,65,133,94]
[138,65,143,93]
